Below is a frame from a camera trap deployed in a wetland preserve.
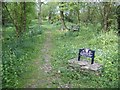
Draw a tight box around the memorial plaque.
[78,48,95,64]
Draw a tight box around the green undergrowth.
[2,22,44,88]
[2,20,119,88]
[51,24,118,88]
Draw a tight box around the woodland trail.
[21,29,70,88]
[41,30,52,73]
[23,30,53,88]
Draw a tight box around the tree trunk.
[48,11,52,23]
[59,2,67,30]
[60,10,67,30]
[77,9,80,25]
[3,3,19,36]
[38,1,42,27]
[14,2,21,36]
[23,2,26,32]
[103,2,110,32]
[20,2,23,32]
[103,4,108,31]
[116,5,120,35]
[116,5,120,29]
[87,6,90,23]
[2,16,5,26]
[76,2,80,25]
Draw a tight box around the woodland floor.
[15,21,118,88]
[21,29,71,88]
[17,28,62,88]
[24,30,54,88]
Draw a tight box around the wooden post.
[78,49,82,61]
[91,51,95,64]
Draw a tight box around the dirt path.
[19,29,71,88]
[21,30,53,88]
[19,29,72,88]
[41,31,52,73]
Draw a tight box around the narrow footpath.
[22,30,53,88]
